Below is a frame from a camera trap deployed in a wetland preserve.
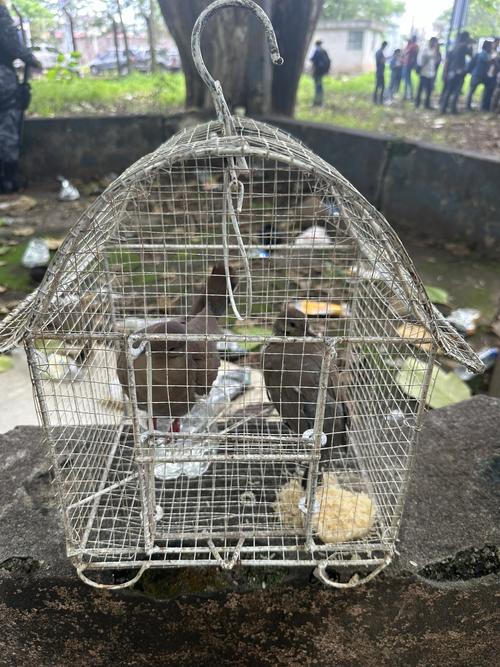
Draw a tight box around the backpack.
[316,49,331,76]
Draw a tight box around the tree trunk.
[116,0,132,74]
[63,9,78,53]
[144,13,156,72]
[109,15,122,76]
[157,0,323,116]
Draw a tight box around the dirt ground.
[1,187,499,324]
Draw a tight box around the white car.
[31,43,62,70]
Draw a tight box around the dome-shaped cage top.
[0,114,483,374]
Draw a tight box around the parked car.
[135,48,182,73]
[31,43,61,70]
[89,49,140,75]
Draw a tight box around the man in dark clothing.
[440,31,472,114]
[482,38,499,111]
[373,41,387,104]
[310,39,331,106]
[466,40,493,110]
[0,1,40,193]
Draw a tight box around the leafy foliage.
[322,0,405,22]
[436,0,500,37]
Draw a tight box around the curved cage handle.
[313,555,392,589]
[191,0,283,135]
[76,563,149,590]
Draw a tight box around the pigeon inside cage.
[0,0,483,589]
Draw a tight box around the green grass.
[0,242,32,290]
[29,70,492,154]
[30,72,185,117]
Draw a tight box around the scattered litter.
[44,237,64,251]
[58,176,80,202]
[196,169,222,192]
[0,195,37,214]
[396,358,471,409]
[324,200,341,217]
[0,286,7,294]
[294,225,332,247]
[0,354,13,372]
[247,247,269,259]
[231,325,273,352]
[424,285,449,306]
[294,300,347,317]
[396,323,434,350]
[454,347,498,381]
[22,238,50,269]
[154,367,252,480]
[444,242,470,257]
[385,409,406,424]
[446,308,481,336]
[38,352,81,381]
[393,117,406,125]
[432,119,446,129]
[12,225,35,237]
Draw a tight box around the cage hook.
[191,0,283,135]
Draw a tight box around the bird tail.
[190,262,238,318]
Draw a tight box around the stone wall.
[22,114,500,256]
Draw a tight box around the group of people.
[375,32,500,114]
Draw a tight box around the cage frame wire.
[0,0,484,589]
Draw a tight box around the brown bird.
[263,305,349,485]
[117,262,238,431]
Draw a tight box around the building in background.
[309,20,390,74]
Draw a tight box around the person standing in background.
[402,35,419,100]
[440,31,473,114]
[482,38,499,111]
[388,48,403,99]
[373,41,388,104]
[0,0,40,193]
[310,39,331,107]
[466,40,493,110]
[415,37,440,109]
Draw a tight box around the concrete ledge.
[1,396,499,662]
[266,116,500,256]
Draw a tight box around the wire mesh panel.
[0,0,483,588]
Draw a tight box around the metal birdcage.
[0,0,483,589]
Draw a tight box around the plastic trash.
[454,347,498,381]
[58,176,80,202]
[21,238,50,269]
[294,225,332,247]
[446,308,481,336]
[247,247,270,259]
[154,367,252,480]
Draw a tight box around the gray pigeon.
[117,262,238,431]
[263,305,349,484]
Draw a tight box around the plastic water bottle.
[154,367,252,480]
